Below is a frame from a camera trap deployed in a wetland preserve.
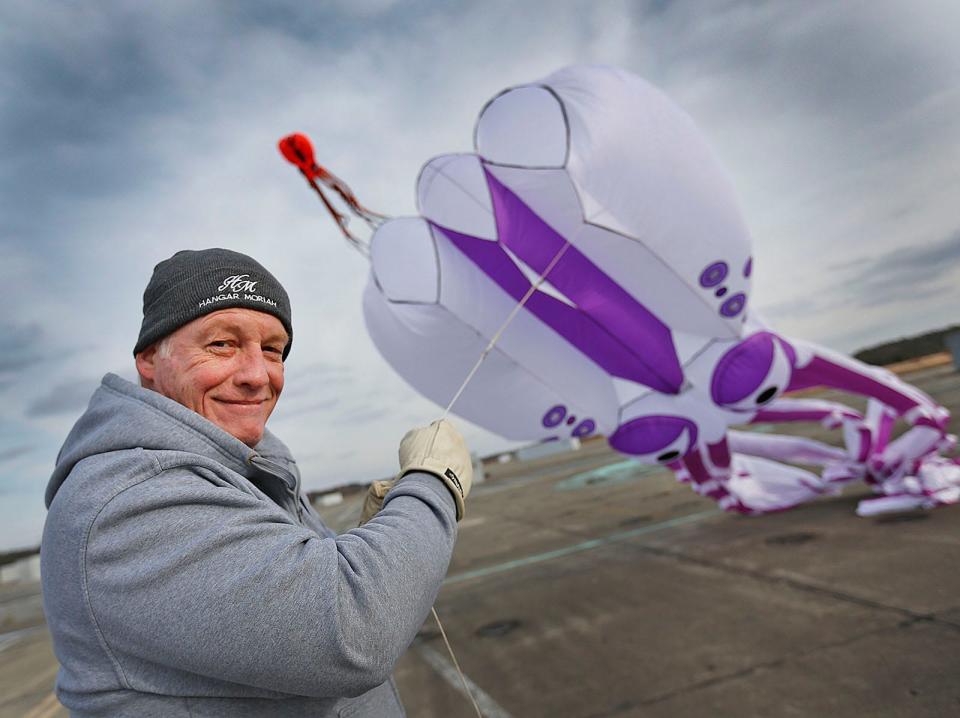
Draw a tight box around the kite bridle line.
[440,240,573,420]
[281,133,575,718]
[297,168,372,258]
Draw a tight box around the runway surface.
[4,363,959,717]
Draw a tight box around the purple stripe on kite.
[436,225,675,387]
[914,415,945,430]
[483,169,683,395]
[750,406,859,424]
[786,356,921,415]
[856,428,871,463]
[708,439,731,469]
[874,411,895,454]
[682,450,712,485]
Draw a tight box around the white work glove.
[358,420,473,524]
[358,479,394,526]
[399,420,472,520]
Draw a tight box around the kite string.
[431,606,484,718]
[441,240,572,418]
[426,238,573,718]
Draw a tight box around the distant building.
[317,491,344,507]
[946,332,960,370]
[514,438,581,463]
[0,553,41,585]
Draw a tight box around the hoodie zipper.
[249,455,304,524]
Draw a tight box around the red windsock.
[278,133,317,175]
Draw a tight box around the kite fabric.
[297,64,960,516]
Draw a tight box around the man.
[41,248,472,717]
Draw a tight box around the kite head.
[278,133,317,175]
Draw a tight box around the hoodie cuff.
[386,471,457,518]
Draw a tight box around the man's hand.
[399,420,472,520]
[358,479,395,526]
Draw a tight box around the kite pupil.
[657,450,680,462]
[756,386,778,404]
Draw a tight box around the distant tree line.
[854,324,960,366]
[0,547,38,567]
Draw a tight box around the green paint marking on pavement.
[445,508,721,585]
[553,459,661,492]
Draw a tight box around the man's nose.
[234,346,270,388]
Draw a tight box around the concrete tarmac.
[4,364,959,717]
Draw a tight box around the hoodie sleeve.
[83,468,457,698]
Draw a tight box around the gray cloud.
[0,322,45,374]
[271,397,341,422]
[339,405,387,425]
[0,445,34,463]
[282,361,354,386]
[0,321,99,396]
[643,2,956,129]
[830,230,960,308]
[0,8,180,240]
[25,378,98,418]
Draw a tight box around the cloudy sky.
[1,0,959,551]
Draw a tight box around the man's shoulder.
[50,446,254,522]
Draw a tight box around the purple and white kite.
[289,65,960,516]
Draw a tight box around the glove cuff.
[402,458,466,520]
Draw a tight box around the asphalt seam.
[443,509,721,585]
[413,640,514,718]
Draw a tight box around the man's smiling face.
[135,308,289,447]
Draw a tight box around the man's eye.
[209,341,233,349]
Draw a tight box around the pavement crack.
[514,512,960,632]
[636,619,927,707]
[631,543,960,631]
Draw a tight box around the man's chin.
[212,418,265,447]
[234,430,265,448]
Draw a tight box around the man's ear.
[135,345,158,387]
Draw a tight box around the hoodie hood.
[46,373,297,507]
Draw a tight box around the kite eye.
[711,332,794,412]
[609,415,697,464]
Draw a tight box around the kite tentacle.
[278,132,385,257]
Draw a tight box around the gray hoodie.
[42,373,458,717]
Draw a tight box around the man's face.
[136,308,288,447]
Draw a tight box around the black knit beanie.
[133,248,293,358]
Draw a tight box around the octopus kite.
[280,65,960,516]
